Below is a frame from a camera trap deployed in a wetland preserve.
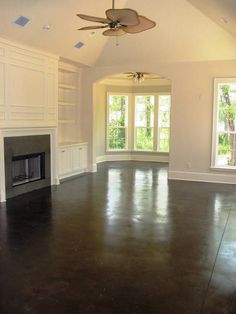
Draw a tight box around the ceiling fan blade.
[78,25,108,30]
[106,9,139,25]
[77,14,111,24]
[123,15,156,33]
[103,28,126,36]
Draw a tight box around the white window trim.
[106,92,131,152]
[106,92,171,153]
[157,94,171,153]
[211,78,236,170]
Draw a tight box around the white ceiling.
[1,0,236,67]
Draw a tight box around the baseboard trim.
[168,170,236,185]
[96,154,169,164]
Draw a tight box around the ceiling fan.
[77,0,156,36]
[126,72,149,82]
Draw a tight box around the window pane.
[135,96,154,150]
[108,95,128,150]
[216,84,236,167]
[159,95,170,127]
[217,132,236,166]
[108,127,126,150]
[158,95,171,152]
[136,127,153,150]
[108,95,128,127]
[159,128,170,152]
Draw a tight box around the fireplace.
[12,152,45,187]
[4,135,51,199]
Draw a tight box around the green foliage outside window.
[108,95,127,150]
[217,84,236,166]
[135,96,154,150]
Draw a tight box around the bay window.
[106,92,171,153]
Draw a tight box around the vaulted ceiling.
[1,0,236,67]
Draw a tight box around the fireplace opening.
[12,152,45,187]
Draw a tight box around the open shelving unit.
[58,61,79,143]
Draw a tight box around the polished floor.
[0,161,236,314]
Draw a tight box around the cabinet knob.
[62,150,65,152]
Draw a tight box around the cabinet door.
[79,145,87,170]
[72,146,81,172]
[72,145,88,172]
[59,148,73,175]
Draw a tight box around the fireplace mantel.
[0,127,59,202]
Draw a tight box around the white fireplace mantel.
[0,127,59,202]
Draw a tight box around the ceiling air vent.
[74,41,84,49]
[14,16,30,27]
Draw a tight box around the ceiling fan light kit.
[77,0,156,36]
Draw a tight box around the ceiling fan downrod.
[112,0,115,9]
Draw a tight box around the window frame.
[133,94,156,151]
[157,94,171,153]
[106,93,130,152]
[211,78,236,170]
[106,92,171,154]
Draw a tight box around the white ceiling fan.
[77,0,156,36]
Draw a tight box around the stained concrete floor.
[0,161,236,314]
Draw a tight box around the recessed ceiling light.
[14,16,30,27]
[43,24,52,30]
[89,31,96,37]
[74,41,84,49]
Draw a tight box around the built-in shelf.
[58,119,76,124]
[58,101,76,107]
[58,61,79,144]
[58,83,76,90]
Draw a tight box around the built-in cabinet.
[58,143,88,179]
[57,61,87,180]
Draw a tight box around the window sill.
[106,150,169,154]
[210,166,236,172]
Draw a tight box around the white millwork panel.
[0,38,58,128]
[58,143,88,180]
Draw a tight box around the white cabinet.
[72,145,87,172]
[58,147,73,175]
[58,143,88,179]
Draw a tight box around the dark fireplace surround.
[4,135,51,199]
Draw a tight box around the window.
[212,79,236,168]
[135,95,154,150]
[158,95,171,152]
[106,92,171,153]
[107,94,128,150]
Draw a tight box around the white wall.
[81,60,236,183]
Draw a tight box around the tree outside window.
[158,95,171,152]
[135,96,154,151]
[107,95,128,150]
[216,82,236,167]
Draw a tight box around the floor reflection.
[0,162,236,314]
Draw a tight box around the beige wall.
[81,60,236,183]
